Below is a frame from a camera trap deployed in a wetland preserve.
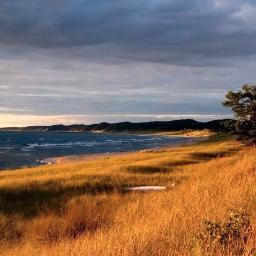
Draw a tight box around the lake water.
[0,131,201,170]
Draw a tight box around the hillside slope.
[0,135,256,255]
[0,118,235,133]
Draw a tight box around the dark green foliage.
[192,209,253,255]
[0,119,235,133]
[223,84,256,145]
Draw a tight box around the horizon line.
[0,113,233,128]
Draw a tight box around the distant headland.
[0,118,235,133]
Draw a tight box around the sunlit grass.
[1,134,256,255]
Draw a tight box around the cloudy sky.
[0,0,255,127]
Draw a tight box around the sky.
[0,0,256,127]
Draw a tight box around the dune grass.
[0,134,256,255]
[152,128,215,137]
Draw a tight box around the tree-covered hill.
[0,119,235,133]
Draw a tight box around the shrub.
[192,209,254,255]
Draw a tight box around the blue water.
[0,131,200,170]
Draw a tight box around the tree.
[223,84,256,145]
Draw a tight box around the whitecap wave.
[22,137,162,150]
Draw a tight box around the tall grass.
[1,135,256,255]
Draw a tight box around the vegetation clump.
[192,209,254,255]
[223,84,256,145]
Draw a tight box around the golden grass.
[153,128,215,137]
[0,135,256,255]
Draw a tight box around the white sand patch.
[123,186,167,191]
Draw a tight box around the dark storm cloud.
[1,0,256,126]
[0,0,256,65]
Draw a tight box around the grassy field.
[125,128,214,137]
[150,128,215,137]
[0,134,256,255]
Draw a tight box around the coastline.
[0,133,246,256]
[0,130,211,171]
[135,129,214,137]
[96,129,214,138]
[0,128,214,137]
[45,133,209,165]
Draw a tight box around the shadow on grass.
[126,165,169,174]
[0,173,179,218]
[126,147,239,175]
[126,159,196,174]
[0,181,117,218]
[191,149,238,161]
[162,160,197,167]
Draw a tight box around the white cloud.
[232,4,256,23]
[213,0,232,8]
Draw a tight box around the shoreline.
[45,134,209,165]
[0,131,211,170]
[0,129,214,137]
[90,129,214,138]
